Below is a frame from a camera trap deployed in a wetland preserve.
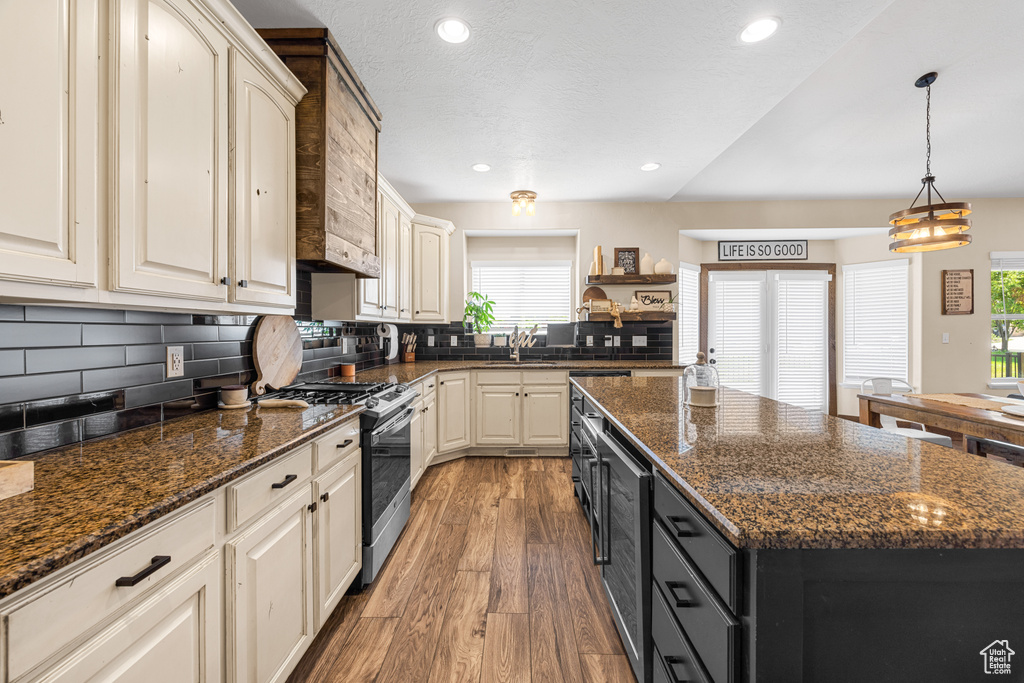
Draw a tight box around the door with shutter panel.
[708,271,767,396]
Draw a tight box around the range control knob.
[365,397,379,409]
[395,385,408,393]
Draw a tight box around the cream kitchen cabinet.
[522,383,569,446]
[226,486,314,683]
[399,214,413,320]
[312,450,361,630]
[475,385,522,446]
[410,397,425,489]
[350,176,414,321]
[411,216,455,323]
[437,372,472,453]
[0,0,99,292]
[423,392,438,467]
[230,49,297,308]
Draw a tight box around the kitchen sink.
[482,361,559,367]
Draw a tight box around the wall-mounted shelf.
[585,311,676,323]
[585,274,677,285]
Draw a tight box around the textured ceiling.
[233,0,1022,203]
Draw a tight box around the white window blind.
[678,264,700,364]
[471,261,573,332]
[773,272,829,411]
[991,251,1024,382]
[709,272,766,395]
[842,259,909,383]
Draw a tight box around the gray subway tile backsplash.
[26,346,126,374]
[0,350,25,376]
[83,324,162,346]
[0,323,82,349]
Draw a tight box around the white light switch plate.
[166,346,184,377]
[942,332,950,344]
[586,336,594,347]
[633,335,647,347]
[613,336,621,347]
[451,335,458,346]
[428,336,435,347]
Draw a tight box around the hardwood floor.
[287,456,634,683]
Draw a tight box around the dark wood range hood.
[258,28,382,278]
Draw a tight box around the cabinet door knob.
[220,276,230,286]
[415,311,420,314]
[238,279,248,288]
[308,502,318,513]
[320,491,330,503]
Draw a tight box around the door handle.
[116,555,171,587]
[665,581,696,608]
[663,656,694,683]
[272,474,298,489]
[602,459,612,562]
[665,515,696,538]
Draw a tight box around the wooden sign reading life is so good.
[941,269,974,315]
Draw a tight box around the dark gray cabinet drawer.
[653,474,739,612]
[652,581,711,683]
[653,521,738,683]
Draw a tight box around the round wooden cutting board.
[582,286,608,303]
[251,315,303,395]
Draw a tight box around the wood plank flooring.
[287,456,634,683]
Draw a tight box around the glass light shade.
[512,202,521,217]
[526,199,536,216]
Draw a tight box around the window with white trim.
[677,263,700,364]
[842,259,909,383]
[991,252,1024,383]
[470,261,573,333]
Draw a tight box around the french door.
[706,268,834,412]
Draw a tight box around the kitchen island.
[571,376,1024,682]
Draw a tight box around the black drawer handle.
[321,491,330,503]
[272,474,298,489]
[116,555,171,587]
[665,581,696,608]
[336,439,354,449]
[663,656,694,683]
[666,515,696,538]
[571,422,581,428]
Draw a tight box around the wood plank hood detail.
[258,28,383,278]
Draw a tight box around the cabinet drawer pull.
[272,474,298,489]
[116,555,171,587]
[321,491,330,503]
[666,515,696,538]
[336,439,354,449]
[663,656,694,683]
[665,581,696,608]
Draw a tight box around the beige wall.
[416,197,1024,412]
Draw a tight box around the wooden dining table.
[858,392,1024,450]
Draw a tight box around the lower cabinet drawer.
[313,419,361,472]
[652,584,711,683]
[653,520,738,683]
[653,473,739,612]
[3,498,217,681]
[227,445,314,531]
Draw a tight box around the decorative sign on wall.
[941,269,974,315]
[718,240,808,261]
[635,290,670,311]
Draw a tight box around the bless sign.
[718,240,808,261]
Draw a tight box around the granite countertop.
[326,359,686,386]
[0,403,363,599]
[571,377,1024,550]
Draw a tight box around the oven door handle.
[371,407,416,437]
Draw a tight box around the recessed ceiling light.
[435,18,470,44]
[471,163,491,172]
[740,17,780,43]
[640,163,661,172]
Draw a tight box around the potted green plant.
[463,292,496,347]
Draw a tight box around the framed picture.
[614,248,640,275]
[589,299,612,313]
[941,269,974,315]
[635,290,670,311]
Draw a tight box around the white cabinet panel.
[230,49,295,308]
[437,372,471,453]
[423,394,437,467]
[227,487,314,683]
[0,0,98,288]
[475,385,521,446]
[37,551,221,683]
[381,198,399,319]
[113,0,229,300]
[522,385,569,446]
[410,400,425,490]
[398,214,412,319]
[312,453,361,630]
[412,224,448,323]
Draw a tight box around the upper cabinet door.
[412,225,448,323]
[381,199,399,319]
[112,0,229,301]
[230,50,295,308]
[398,214,412,319]
[0,0,98,288]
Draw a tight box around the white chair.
[861,378,954,448]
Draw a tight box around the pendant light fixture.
[510,190,536,217]
[888,72,972,253]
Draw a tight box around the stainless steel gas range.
[255,380,418,587]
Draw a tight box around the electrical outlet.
[942,332,950,344]
[633,335,647,347]
[451,335,458,346]
[604,335,613,347]
[166,346,184,378]
[586,335,594,347]
[613,336,621,347]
